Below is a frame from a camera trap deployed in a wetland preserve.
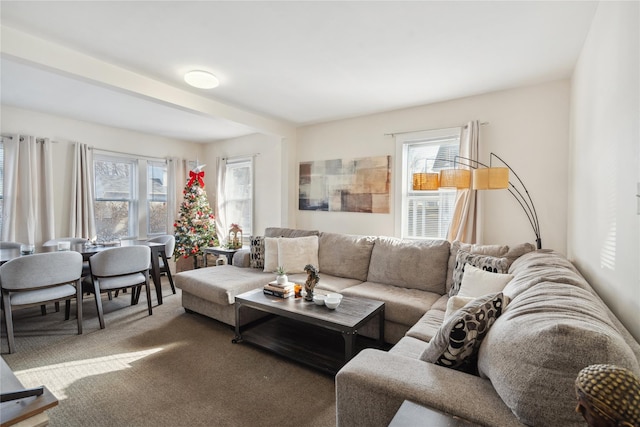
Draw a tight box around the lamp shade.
[412,173,440,190]
[473,167,509,190]
[440,169,471,189]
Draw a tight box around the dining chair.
[0,241,23,249]
[146,235,176,294]
[83,245,152,329]
[43,237,91,274]
[42,237,92,314]
[0,251,84,353]
[2,240,58,316]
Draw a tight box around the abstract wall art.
[299,155,391,213]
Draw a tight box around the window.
[94,154,137,241]
[94,153,171,241]
[395,128,461,239]
[147,161,168,235]
[222,157,253,239]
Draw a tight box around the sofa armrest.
[232,249,251,267]
[336,349,524,427]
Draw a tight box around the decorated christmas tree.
[174,166,218,266]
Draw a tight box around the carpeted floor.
[1,280,337,426]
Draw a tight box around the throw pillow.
[263,237,279,273]
[444,295,474,320]
[450,251,509,296]
[277,235,319,274]
[249,236,265,269]
[420,292,506,374]
[457,264,514,298]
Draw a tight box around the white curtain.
[69,142,96,240]
[447,121,480,243]
[214,157,228,244]
[1,135,55,245]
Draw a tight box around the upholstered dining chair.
[83,245,152,329]
[0,241,23,249]
[42,237,91,313]
[0,251,84,353]
[43,237,91,273]
[146,235,176,294]
[1,240,56,316]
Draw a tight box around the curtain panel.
[1,135,55,245]
[69,142,96,240]
[446,121,480,244]
[214,157,228,244]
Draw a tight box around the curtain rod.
[221,153,260,161]
[385,121,489,137]
[0,134,58,143]
[91,146,166,162]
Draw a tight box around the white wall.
[1,105,202,241]
[203,133,284,237]
[296,80,570,253]
[569,1,640,341]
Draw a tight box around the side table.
[203,246,244,266]
[388,400,480,427]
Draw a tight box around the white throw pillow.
[444,295,474,320]
[263,237,279,273]
[457,264,514,298]
[277,235,319,274]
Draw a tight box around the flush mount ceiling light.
[184,70,219,89]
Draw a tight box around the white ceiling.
[0,1,598,143]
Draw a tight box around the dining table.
[0,240,169,305]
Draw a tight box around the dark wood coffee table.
[232,288,385,374]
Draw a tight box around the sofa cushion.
[308,274,363,293]
[450,251,509,296]
[367,237,449,293]
[264,227,319,238]
[478,282,640,427]
[504,249,591,300]
[249,236,264,269]
[175,265,272,305]
[277,235,319,274]
[405,294,449,343]
[342,281,441,327]
[457,264,513,298]
[318,232,375,281]
[420,292,505,374]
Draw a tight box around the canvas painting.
[299,155,391,213]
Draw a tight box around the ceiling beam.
[0,25,296,140]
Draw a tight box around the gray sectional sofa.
[174,227,640,427]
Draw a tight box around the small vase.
[277,274,288,285]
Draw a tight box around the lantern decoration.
[228,223,243,249]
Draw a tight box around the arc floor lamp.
[413,153,542,249]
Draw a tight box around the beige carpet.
[1,281,337,426]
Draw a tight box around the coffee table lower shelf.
[235,315,384,375]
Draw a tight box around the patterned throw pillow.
[420,292,506,374]
[249,236,265,269]
[450,250,509,296]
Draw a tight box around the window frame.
[93,153,139,241]
[222,156,254,242]
[146,160,168,236]
[394,127,461,240]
